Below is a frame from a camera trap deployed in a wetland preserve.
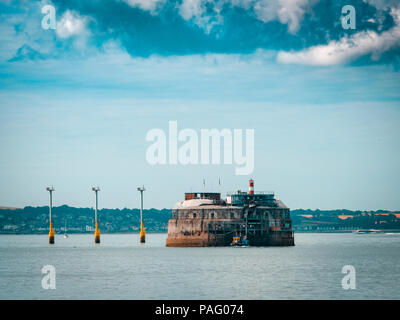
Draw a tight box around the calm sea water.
[0,233,399,300]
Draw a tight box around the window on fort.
[230,212,234,219]
[193,213,197,218]
[211,213,215,219]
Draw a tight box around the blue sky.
[0,0,400,210]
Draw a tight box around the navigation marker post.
[137,186,146,243]
[46,186,55,244]
[92,187,101,244]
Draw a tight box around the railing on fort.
[226,191,274,196]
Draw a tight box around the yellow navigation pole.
[137,186,146,243]
[92,187,100,244]
[46,186,55,244]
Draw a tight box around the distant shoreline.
[294,229,400,233]
[1,230,400,235]
[1,206,399,234]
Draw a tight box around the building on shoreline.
[166,179,295,247]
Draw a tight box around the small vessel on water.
[354,229,380,234]
[231,232,249,247]
[63,219,69,238]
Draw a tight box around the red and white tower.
[248,179,254,194]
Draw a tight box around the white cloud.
[179,0,203,21]
[177,0,316,33]
[363,0,400,10]
[252,0,280,23]
[277,8,400,66]
[252,0,316,33]
[124,0,166,14]
[178,0,225,33]
[56,10,87,39]
[276,0,314,33]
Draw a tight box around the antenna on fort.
[203,178,205,190]
[137,185,146,243]
[46,186,55,244]
[92,186,100,244]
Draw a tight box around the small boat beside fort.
[231,232,249,247]
[166,179,295,247]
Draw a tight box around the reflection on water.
[0,233,399,299]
